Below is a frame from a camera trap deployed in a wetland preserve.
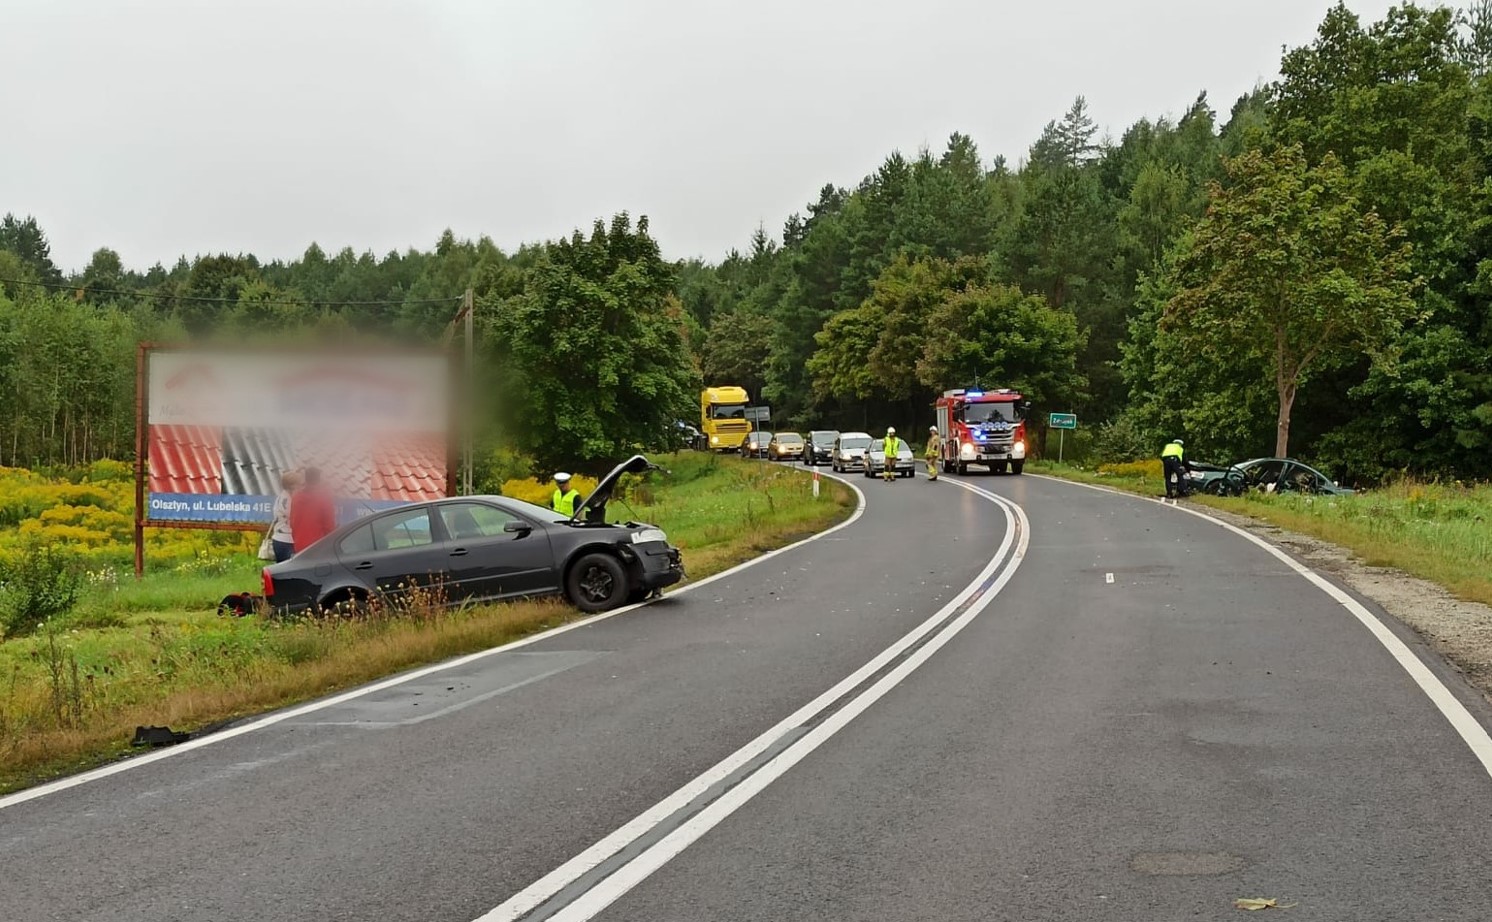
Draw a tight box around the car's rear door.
[337,505,450,601]
[436,501,557,600]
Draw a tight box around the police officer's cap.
[554,472,572,482]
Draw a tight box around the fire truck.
[934,387,1032,475]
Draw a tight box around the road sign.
[1049,412,1077,430]
[745,406,771,424]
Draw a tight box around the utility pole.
[463,287,474,496]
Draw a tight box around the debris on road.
[1234,897,1296,911]
[131,725,190,747]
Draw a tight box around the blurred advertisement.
[144,349,449,524]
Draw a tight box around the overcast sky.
[3,0,1400,273]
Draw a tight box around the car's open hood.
[571,454,656,524]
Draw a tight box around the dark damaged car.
[262,455,684,615]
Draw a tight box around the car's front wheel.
[567,552,629,613]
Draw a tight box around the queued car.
[767,432,805,461]
[831,432,873,473]
[742,431,774,458]
[262,455,685,616]
[1188,457,1354,497]
[803,430,840,466]
[673,420,702,450]
[865,437,916,478]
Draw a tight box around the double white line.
[478,477,1029,922]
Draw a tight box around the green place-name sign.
[1049,412,1077,430]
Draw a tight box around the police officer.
[925,425,942,481]
[552,472,581,515]
[883,427,901,483]
[1161,439,1188,501]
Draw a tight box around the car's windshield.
[752,432,772,443]
[961,401,1020,424]
[812,432,838,446]
[500,497,567,522]
[777,434,803,444]
[841,436,871,449]
[710,404,746,420]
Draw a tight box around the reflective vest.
[885,436,901,457]
[553,488,580,516]
[1161,442,1185,461]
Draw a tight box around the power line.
[0,276,462,309]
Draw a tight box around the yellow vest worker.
[1160,440,1186,500]
[883,428,901,482]
[552,473,580,516]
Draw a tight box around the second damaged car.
[262,455,684,616]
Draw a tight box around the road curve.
[4,467,1492,921]
[0,467,1014,922]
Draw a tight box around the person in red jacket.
[289,467,337,553]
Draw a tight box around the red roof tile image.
[148,425,223,494]
[371,433,447,502]
[291,434,375,500]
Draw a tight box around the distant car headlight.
[632,527,668,544]
[1012,440,1026,459]
[960,442,976,460]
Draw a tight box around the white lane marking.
[0,471,869,813]
[1105,572,1115,584]
[476,477,1025,922]
[1031,473,1492,780]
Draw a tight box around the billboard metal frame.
[132,341,459,578]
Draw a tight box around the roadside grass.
[0,453,854,794]
[1029,459,1492,609]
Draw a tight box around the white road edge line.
[475,475,1027,922]
[1031,472,1492,780]
[0,468,869,813]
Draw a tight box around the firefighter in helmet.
[882,427,901,483]
[925,425,942,481]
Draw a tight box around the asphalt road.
[5,464,1492,921]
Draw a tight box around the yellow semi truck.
[700,386,751,452]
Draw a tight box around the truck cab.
[700,386,751,452]
[934,388,1031,475]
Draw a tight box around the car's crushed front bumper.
[633,542,685,591]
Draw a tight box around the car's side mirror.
[504,521,532,535]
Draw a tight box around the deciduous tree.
[1162,146,1418,458]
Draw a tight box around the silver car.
[831,432,873,473]
[865,438,915,478]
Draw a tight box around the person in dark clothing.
[1161,439,1189,501]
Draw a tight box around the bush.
[0,541,84,637]
[1093,413,1156,464]
[473,445,535,495]
[1098,459,1164,481]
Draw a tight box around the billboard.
[144,348,451,524]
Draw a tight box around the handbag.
[257,529,276,561]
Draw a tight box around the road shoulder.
[1194,501,1492,705]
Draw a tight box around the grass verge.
[1029,459,1492,609]
[0,453,855,794]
